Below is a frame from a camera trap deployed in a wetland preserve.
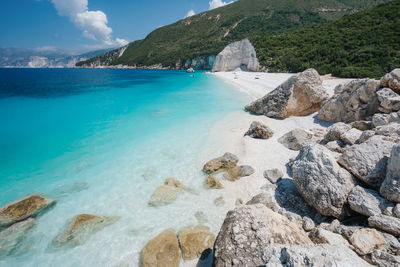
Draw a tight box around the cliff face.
[181,55,216,70]
[76,46,128,68]
[212,39,259,72]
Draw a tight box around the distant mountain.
[77,0,390,69]
[0,48,114,68]
[253,0,400,78]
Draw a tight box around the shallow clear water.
[0,69,249,266]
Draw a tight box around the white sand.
[183,71,353,267]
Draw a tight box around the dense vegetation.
[253,0,400,78]
[77,0,389,68]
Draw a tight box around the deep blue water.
[0,68,248,266]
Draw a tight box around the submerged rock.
[0,218,35,258]
[194,211,208,224]
[0,195,55,228]
[278,128,313,151]
[338,135,394,189]
[52,214,119,248]
[177,225,215,260]
[224,165,254,181]
[141,229,180,267]
[212,39,259,72]
[148,178,186,206]
[203,153,239,174]
[214,196,225,206]
[292,143,355,218]
[213,204,312,266]
[349,228,385,256]
[381,69,400,93]
[380,142,400,203]
[318,79,380,123]
[164,178,186,189]
[348,186,394,217]
[244,121,273,139]
[205,175,223,189]
[245,69,328,118]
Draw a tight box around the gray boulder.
[248,179,320,223]
[309,228,350,247]
[212,39,259,72]
[0,218,35,258]
[261,245,372,267]
[325,140,345,153]
[351,120,374,131]
[349,228,385,256]
[245,69,328,118]
[263,168,283,184]
[357,130,375,144]
[278,128,313,151]
[381,69,400,93]
[292,143,355,218]
[371,250,400,267]
[213,204,312,267]
[323,122,352,143]
[369,214,400,236]
[244,121,273,139]
[318,79,380,123]
[377,88,400,113]
[380,142,400,203]
[375,122,400,138]
[338,135,394,188]
[348,186,394,217]
[372,112,400,127]
[340,128,363,145]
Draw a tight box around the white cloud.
[209,0,234,10]
[51,0,128,47]
[185,9,195,18]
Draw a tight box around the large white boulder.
[318,79,380,123]
[292,143,356,218]
[245,69,328,118]
[212,39,259,72]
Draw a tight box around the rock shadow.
[274,178,320,220]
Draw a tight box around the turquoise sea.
[0,68,249,266]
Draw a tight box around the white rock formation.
[212,39,259,72]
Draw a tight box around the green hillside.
[77,0,389,68]
[253,0,400,78]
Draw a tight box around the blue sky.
[0,0,234,52]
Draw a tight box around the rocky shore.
[138,68,400,266]
[1,68,400,266]
[208,68,400,266]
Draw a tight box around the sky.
[0,0,235,53]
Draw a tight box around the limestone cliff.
[212,39,259,72]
